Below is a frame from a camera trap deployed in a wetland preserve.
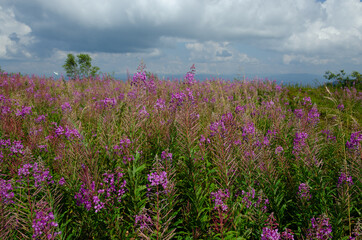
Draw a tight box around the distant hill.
[114,72,325,87]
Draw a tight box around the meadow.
[0,65,361,239]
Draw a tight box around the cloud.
[0,6,34,58]
[5,0,361,54]
[185,41,258,64]
[283,54,332,65]
[278,0,362,55]
[0,0,361,75]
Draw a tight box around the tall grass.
[0,68,361,239]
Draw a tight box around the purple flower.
[155,98,166,110]
[161,150,172,162]
[147,171,168,193]
[58,177,66,186]
[263,136,270,146]
[135,213,153,230]
[337,104,344,110]
[307,106,320,125]
[293,132,308,155]
[18,163,32,177]
[61,102,72,112]
[132,71,147,85]
[35,114,47,123]
[97,98,117,109]
[32,209,61,239]
[337,172,353,188]
[294,109,304,119]
[307,215,332,239]
[261,227,280,240]
[243,122,255,136]
[184,64,196,85]
[0,179,14,204]
[10,140,24,155]
[237,187,269,212]
[38,145,48,152]
[320,130,336,142]
[303,97,312,106]
[235,105,246,114]
[298,183,311,201]
[281,229,295,240]
[346,131,362,150]
[138,106,149,118]
[170,92,187,107]
[55,125,64,136]
[275,146,284,155]
[18,163,54,187]
[184,72,196,85]
[16,105,32,118]
[210,189,230,212]
[209,120,226,137]
[75,169,126,212]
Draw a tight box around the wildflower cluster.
[75,170,126,213]
[170,92,187,107]
[134,212,153,231]
[160,150,172,163]
[132,71,147,86]
[18,162,55,187]
[147,171,168,194]
[261,213,294,240]
[154,98,166,110]
[275,146,284,155]
[183,64,196,85]
[16,105,32,118]
[307,106,320,125]
[320,130,336,142]
[96,97,117,109]
[61,102,72,112]
[113,137,134,163]
[294,109,304,119]
[210,189,230,212]
[346,131,362,150]
[51,122,81,141]
[0,138,24,161]
[0,178,14,204]
[337,172,353,188]
[306,215,332,239]
[238,187,269,212]
[32,208,61,239]
[293,132,308,155]
[242,122,256,137]
[298,183,311,201]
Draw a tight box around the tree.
[324,70,361,89]
[63,53,100,79]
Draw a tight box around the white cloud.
[283,54,332,65]
[1,0,362,75]
[0,6,34,58]
[280,0,362,54]
[185,41,258,64]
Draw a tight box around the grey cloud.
[216,50,232,58]
[9,33,20,43]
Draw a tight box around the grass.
[0,68,361,239]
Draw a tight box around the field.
[0,66,361,239]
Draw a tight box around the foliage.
[324,70,362,90]
[62,53,100,79]
[0,66,361,239]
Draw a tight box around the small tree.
[63,53,100,79]
[0,65,4,73]
[324,70,361,89]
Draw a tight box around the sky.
[0,0,361,81]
